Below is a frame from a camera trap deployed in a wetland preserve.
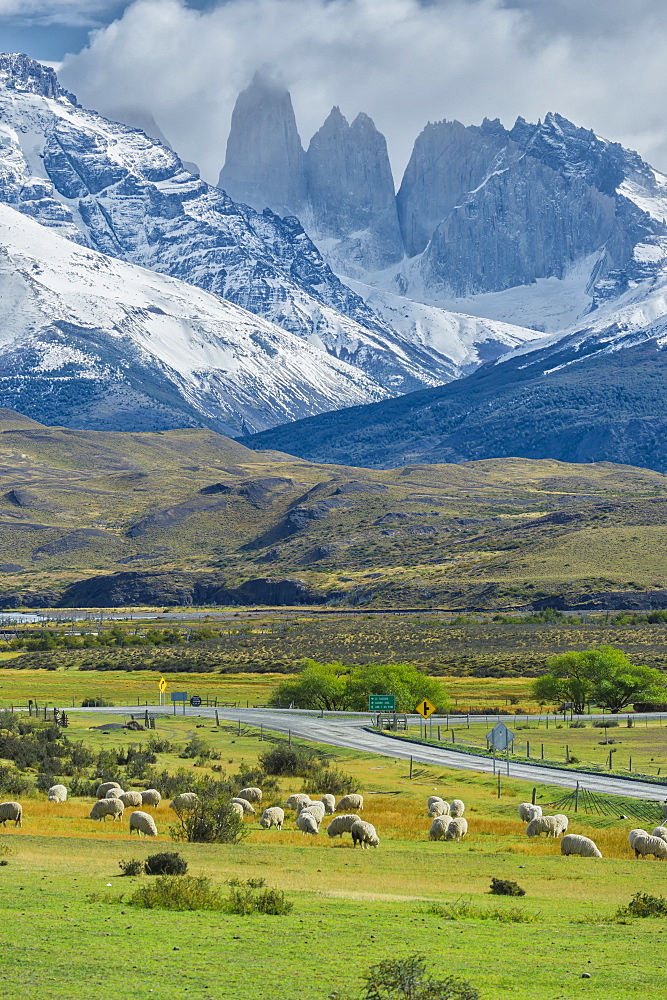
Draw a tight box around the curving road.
[69,705,667,801]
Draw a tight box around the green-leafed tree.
[268,659,350,711]
[533,645,667,714]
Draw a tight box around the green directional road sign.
[369,694,396,712]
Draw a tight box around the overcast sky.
[4,0,667,185]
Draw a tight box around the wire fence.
[543,785,665,824]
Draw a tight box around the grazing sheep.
[351,819,379,849]
[119,791,143,809]
[526,814,568,838]
[445,817,468,842]
[129,810,158,837]
[89,798,124,822]
[652,826,667,842]
[260,806,285,830]
[561,834,602,858]
[428,800,450,818]
[237,787,262,805]
[230,801,245,818]
[296,811,319,835]
[449,799,465,818]
[169,792,199,812]
[429,817,449,841]
[628,829,646,849]
[301,802,325,825]
[327,814,361,839]
[427,795,443,808]
[141,789,161,808]
[0,801,22,827]
[231,797,255,815]
[47,784,67,803]
[285,793,311,811]
[105,787,125,799]
[633,833,667,860]
[337,794,363,812]
[518,802,542,823]
[96,781,122,799]
[321,794,336,814]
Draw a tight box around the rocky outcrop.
[306,107,403,268]
[218,72,308,216]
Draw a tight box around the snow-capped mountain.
[0,53,536,399]
[0,201,390,433]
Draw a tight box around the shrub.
[618,893,667,918]
[489,878,526,897]
[170,796,248,845]
[146,737,176,754]
[592,719,619,728]
[0,766,32,797]
[259,744,323,777]
[569,721,586,728]
[35,772,56,793]
[81,698,114,707]
[119,858,144,877]
[129,875,226,911]
[428,900,533,923]
[144,852,188,876]
[303,764,357,797]
[226,881,293,915]
[359,954,479,1000]
[0,711,18,732]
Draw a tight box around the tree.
[361,954,479,1000]
[268,660,350,711]
[532,646,667,714]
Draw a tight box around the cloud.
[0,0,127,27]
[59,0,667,185]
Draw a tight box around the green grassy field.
[2,714,667,999]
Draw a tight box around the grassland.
[1,408,667,609]
[2,713,667,999]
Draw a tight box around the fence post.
[566,744,569,763]
[437,725,441,741]
[575,781,579,812]
[409,756,413,780]
[531,786,536,805]
[451,729,455,744]
[260,724,263,741]
[238,719,241,736]
[497,773,501,798]
[527,740,530,758]
[215,710,219,726]
[288,729,291,746]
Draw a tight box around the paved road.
[69,705,667,801]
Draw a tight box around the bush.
[0,711,18,732]
[170,796,248,845]
[489,878,525,897]
[569,721,586,728]
[358,954,479,1000]
[146,737,175,754]
[303,763,357,797]
[129,875,227,911]
[592,719,619,728]
[618,893,667,918]
[144,852,188,876]
[428,900,533,923]
[0,766,33,797]
[226,881,293,915]
[81,698,114,707]
[259,744,323,777]
[119,858,144,877]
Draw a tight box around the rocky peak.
[0,52,76,104]
[218,72,307,215]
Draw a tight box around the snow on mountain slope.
[0,53,468,396]
[0,201,390,434]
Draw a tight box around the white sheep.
[628,829,646,849]
[633,833,667,860]
[169,792,199,812]
[141,789,161,808]
[119,791,143,809]
[429,817,449,841]
[285,793,311,811]
[237,787,262,804]
[526,814,568,838]
[301,802,325,825]
[231,797,255,815]
[47,784,67,803]
[321,794,336,814]
[518,802,542,823]
[445,817,468,841]
[129,810,158,837]
[296,811,319,835]
[337,794,363,812]
[326,814,361,838]
[89,798,124,822]
[260,806,285,830]
[96,781,122,798]
[230,801,245,818]
[652,826,667,842]
[0,801,22,827]
[449,799,465,818]
[428,800,450,818]
[351,819,379,849]
[427,795,443,808]
[105,787,125,799]
[560,834,602,858]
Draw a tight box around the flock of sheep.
[3,785,667,861]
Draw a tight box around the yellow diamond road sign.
[158,677,167,693]
[415,698,436,719]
